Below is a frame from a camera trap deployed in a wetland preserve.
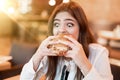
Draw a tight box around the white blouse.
[20,43,113,80]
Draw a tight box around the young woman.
[20,1,113,80]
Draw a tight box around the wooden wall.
[72,0,120,24]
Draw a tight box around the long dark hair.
[46,1,96,80]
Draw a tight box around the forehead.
[54,11,76,21]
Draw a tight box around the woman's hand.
[56,35,85,60]
[62,35,92,76]
[34,36,57,57]
[32,36,57,71]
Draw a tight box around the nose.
[58,26,68,34]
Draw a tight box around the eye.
[67,23,74,27]
[53,23,60,28]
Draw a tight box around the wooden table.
[0,55,12,70]
[0,61,11,71]
[110,58,120,67]
[4,75,20,80]
[98,30,120,41]
[98,30,120,46]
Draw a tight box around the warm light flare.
[18,0,32,14]
[49,0,56,6]
[7,7,15,14]
[0,0,14,12]
[63,0,70,3]
[0,0,6,11]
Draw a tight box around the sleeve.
[83,47,113,80]
[20,56,48,80]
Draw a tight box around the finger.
[47,53,57,56]
[64,51,72,58]
[56,40,75,48]
[45,36,56,42]
[41,36,56,47]
[64,35,79,45]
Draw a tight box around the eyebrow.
[54,18,76,22]
[54,19,60,21]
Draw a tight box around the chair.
[111,64,120,80]
[0,41,38,79]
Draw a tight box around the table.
[0,55,12,70]
[98,30,120,47]
[4,75,20,80]
[110,58,120,67]
[0,55,12,63]
[0,61,11,71]
[98,30,120,41]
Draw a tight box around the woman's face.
[53,11,79,40]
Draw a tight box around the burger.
[47,34,72,56]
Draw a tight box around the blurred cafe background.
[0,0,120,80]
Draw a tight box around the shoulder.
[89,43,108,52]
[88,43,109,62]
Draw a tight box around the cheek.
[75,30,79,40]
[68,28,79,40]
[53,28,57,36]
